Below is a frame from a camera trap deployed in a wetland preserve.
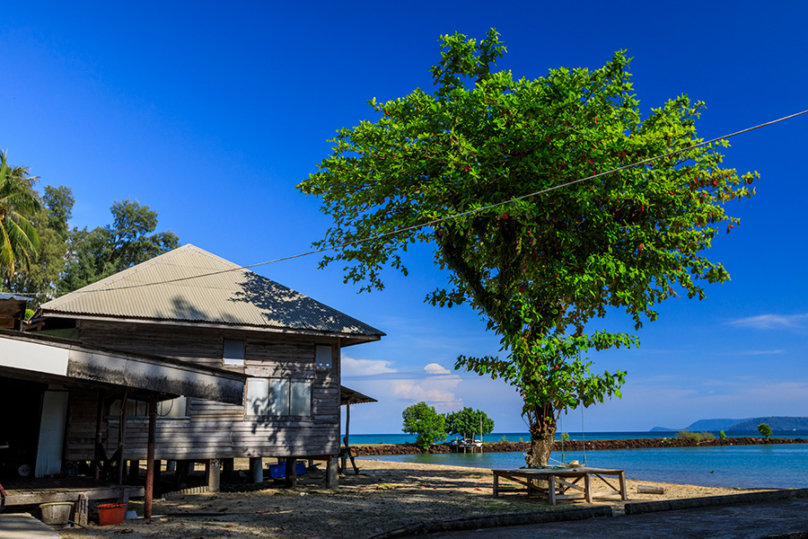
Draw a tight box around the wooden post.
[117,389,128,485]
[345,403,351,447]
[153,460,162,499]
[127,460,140,485]
[175,460,190,489]
[619,471,628,500]
[145,393,157,520]
[584,473,592,503]
[75,493,89,526]
[93,393,104,481]
[207,459,220,492]
[222,458,234,479]
[284,458,297,488]
[548,474,556,505]
[493,473,499,497]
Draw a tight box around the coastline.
[353,437,807,456]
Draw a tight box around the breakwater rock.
[351,437,806,457]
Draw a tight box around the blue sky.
[3,1,807,433]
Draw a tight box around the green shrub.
[701,432,715,441]
[561,432,570,442]
[719,430,727,440]
[518,437,524,443]
[500,435,508,443]
[676,430,702,442]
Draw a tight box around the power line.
[74,108,808,295]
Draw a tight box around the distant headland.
[650,416,808,432]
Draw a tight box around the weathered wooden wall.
[64,321,341,461]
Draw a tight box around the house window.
[223,339,245,366]
[316,345,332,371]
[246,378,269,416]
[158,396,188,418]
[246,377,311,417]
[109,396,189,418]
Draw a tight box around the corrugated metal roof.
[40,245,384,337]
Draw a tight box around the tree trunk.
[525,407,557,468]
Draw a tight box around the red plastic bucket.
[97,503,127,526]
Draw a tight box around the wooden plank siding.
[64,321,341,461]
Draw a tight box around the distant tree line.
[402,402,495,450]
[0,151,179,308]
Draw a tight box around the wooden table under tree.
[492,467,627,505]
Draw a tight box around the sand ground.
[58,459,771,539]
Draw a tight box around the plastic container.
[40,502,74,528]
[97,502,127,526]
[268,461,307,479]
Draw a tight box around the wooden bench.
[492,467,627,505]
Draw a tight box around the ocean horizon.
[345,431,808,445]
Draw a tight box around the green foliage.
[402,402,447,450]
[758,423,773,439]
[500,435,508,443]
[719,430,727,440]
[700,431,715,441]
[561,432,570,442]
[676,430,702,442]
[59,199,179,293]
[5,185,74,306]
[444,407,494,439]
[299,30,758,465]
[0,151,41,280]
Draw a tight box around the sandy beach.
[57,459,771,539]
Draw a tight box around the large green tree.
[402,402,447,450]
[0,151,41,281]
[59,199,179,293]
[445,407,494,440]
[299,30,758,465]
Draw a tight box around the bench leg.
[584,473,592,503]
[493,474,499,497]
[548,475,556,505]
[619,471,628,500]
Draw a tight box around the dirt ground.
[58,459,771,539]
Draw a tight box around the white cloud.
[424,363,451,375]
[392,375,462,412]
[342,356,397,377]
[738,349,785,356]
[728,313,808,330]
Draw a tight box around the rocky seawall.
[352,437,807,457]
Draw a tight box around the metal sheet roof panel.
[41,245,384,337]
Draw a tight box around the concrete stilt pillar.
[326,458,339,488]
[206,459,220,492]
[249,457,263,483]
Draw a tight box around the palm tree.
[0,150,41,280]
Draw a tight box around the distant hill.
[728,417,808,432]
[687,418,750,431]
[650,416,808,433]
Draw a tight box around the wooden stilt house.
[31,244,384,484]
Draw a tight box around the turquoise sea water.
[359,444,808,490]
[346,431,808,445]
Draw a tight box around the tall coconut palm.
[0,150,41,280]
